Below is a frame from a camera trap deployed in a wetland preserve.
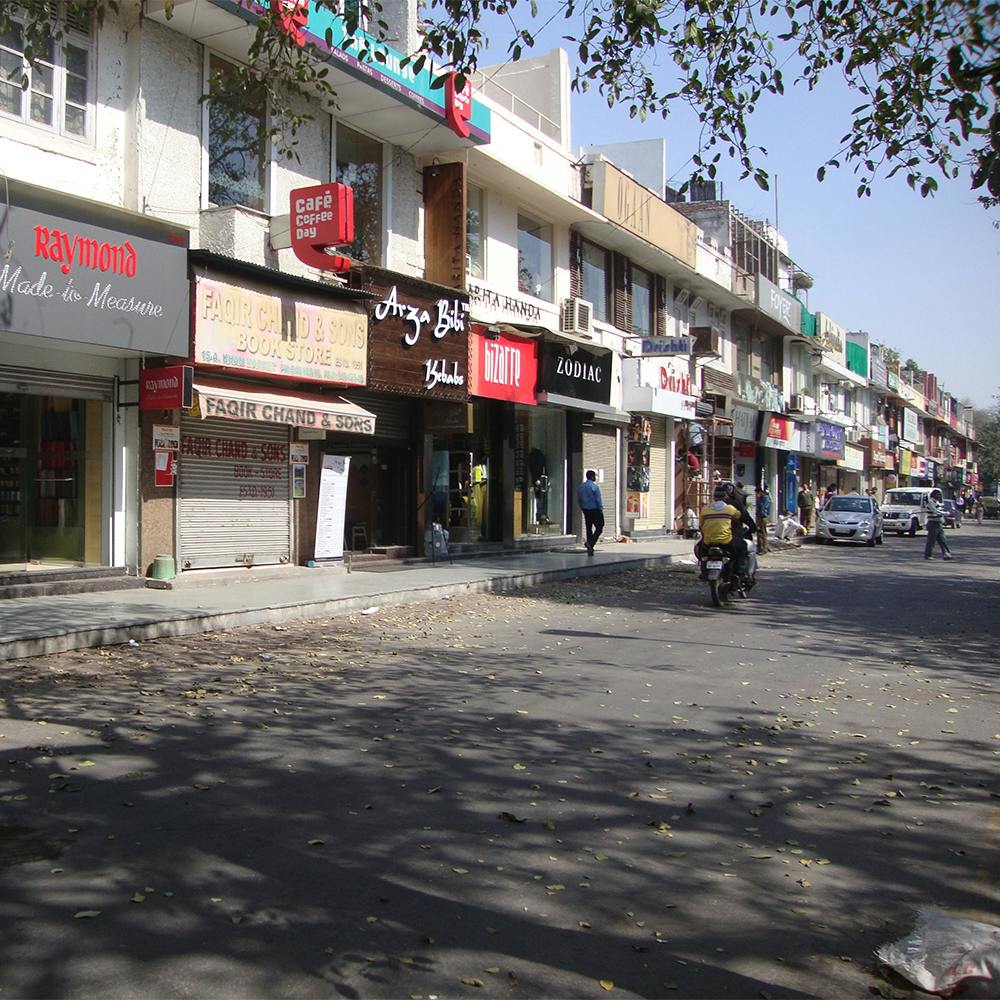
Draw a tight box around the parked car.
[815,495,884,546]
[981,496,1000,520]
[881,487,936,536]
[940,499,960,528]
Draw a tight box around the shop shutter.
[647,418,668,528]
[0,365,114,401]
[178,416,291,570]
[582,424,618,536]
[345,391,412,442]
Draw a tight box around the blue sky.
[475,10,1000,408]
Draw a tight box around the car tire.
[876,531,884,545]
[909,519,918,537]
[867,534,876,547]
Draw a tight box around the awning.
[192,377,376,436]
[537,391,623,418]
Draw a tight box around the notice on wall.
[314,455,351,560]
[152,423,180,451]
[289,442,309,465]
[154,450,176,488]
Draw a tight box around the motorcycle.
[699,533,758,607]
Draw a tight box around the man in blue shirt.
[578,470,605,556]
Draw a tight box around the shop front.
[838,443,866,493]
[538,340,616,542]
[815,420,846,492]
[622,357,697,534]
[760,413,796,513]
[144,257,375,572]
[0,178,188,575]
[356,271,470,552]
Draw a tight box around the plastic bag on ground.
[877,907,1000,997]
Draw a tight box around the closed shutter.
[0,364,113,400]
[178,416,291,570]
[582,424,617,537]
[345,391,412,442]
[647,418,668,527]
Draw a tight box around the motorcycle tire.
[709,579,727,607]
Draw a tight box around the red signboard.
[270,0,308,46]
[140,365,193,410]
[289,183,354,272]
[444,72,473,138]
[469,327,538,405]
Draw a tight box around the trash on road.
[360,607,380,616]
[877,907,1000,997]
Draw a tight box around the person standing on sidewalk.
[578,470,605,556]
[797,483,816,533]
[755,484,772,553]
[924,488,954,560]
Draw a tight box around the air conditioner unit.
[673,288,691,308]
[790,393,805,412]
[561,297,594,338]
[689,295,705,313]
[689,325,721,356]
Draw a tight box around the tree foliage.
[974,394,1000,489]
[1,0,997,206]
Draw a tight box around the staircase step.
[0,566,129,588]
[0,575,146,601]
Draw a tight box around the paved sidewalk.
[0,538,696,661]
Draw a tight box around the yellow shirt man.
[699,501,742,545]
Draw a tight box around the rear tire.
[909,519,918,537]
[709,579,727,607]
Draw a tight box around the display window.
[515,405,565,536]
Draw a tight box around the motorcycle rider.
[697,483,747,577]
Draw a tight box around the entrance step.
[0,568,145,601]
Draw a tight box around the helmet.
[713,483,729,500]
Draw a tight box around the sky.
[472,7,1000,408]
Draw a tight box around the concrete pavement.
[0,538,697,662]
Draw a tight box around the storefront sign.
[795,421,815,456]
[732,405,759,442]
[621,358,695,419]
[469,327,538,405]
[367,279,470,401]
[815,313,847,366]
[736,372,784,412]
[756,274,802,333]
[289,183,353,272]
[467,281,544,324]
[761,413,795,451]
[541,343,612,406]
[735,441,756,459]
[913,456,928,478]
[444,72,473,138]
[839,443,865,471]
[639,335,692,356]
[194,274,367,385]
[152,423,180,451]
[902,407,920,445]
[1,177,189,355]
[868,439,889,468]
[140,365,193,411]
[816,421,846,460]
[289,442,309,464]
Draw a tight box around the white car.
[881,486,935,536]
[815,495,884,546]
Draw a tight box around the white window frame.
[516,210,555,304]
[201,51,271,214]
[466,182,486,281]
[330,118,388,267]
[0,14,94,142]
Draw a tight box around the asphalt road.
[1,523,998,999]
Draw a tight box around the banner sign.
[816,421,846,460]
[639,335,693,357]
[141,365,193,411]
[314,455,351,561]
[761,413,795,451]
[541,342,612,406]
[469,327,538,404]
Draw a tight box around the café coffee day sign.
[0,177,189,355]
[367,280,471,401]
[193,273,367,386]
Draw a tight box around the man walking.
[924,488,954,560]
[755,484,772,554]
[578,469,605,556]
[797,483,816,533]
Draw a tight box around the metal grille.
[647,418,668,527]
[178,416,291,570]
[343,391,412,442]
[0,365,113,400]
[582,424,618,538]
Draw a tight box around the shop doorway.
[0,393,104,571]
[342,445,415,550]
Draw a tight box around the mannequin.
[528,447,550,525]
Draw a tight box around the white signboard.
[289,441,309,464]
[152,423,180,451]
[314,455,351,561]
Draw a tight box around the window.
[631,266,653,337]
[336,123,383,264]
[517,213,553,301]
[207,55,267,212]
[467,183,485,279]
[580,240,610,322]
[0,17,92,139]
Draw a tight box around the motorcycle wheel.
[709,579,727,607]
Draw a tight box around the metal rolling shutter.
[178,416,291,570]
[0,365,114,400]
[647,418,668,528]
[346,390,412,442]
[583,424,618,536]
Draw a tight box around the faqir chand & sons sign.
[0,177,189,356]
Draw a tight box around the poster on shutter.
[626,492,649,518]
[154,450,175,487]
[314,455,351,560]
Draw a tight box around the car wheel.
[876,531,884,545]
[867,534,876,547]
[908,519,918,537]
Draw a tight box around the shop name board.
[289,183,353,272]
[659,364,691,395]
[640,335,692,356]
[467,281,543,324]
[469,328,538,405]
[757,274,802,333]
[902,407,920,445]
[200,394,375,435]
[543,343,612,406]
[737,373,784,412]
[140,365,194,410]
[761,413,795,451]
[1,179,189,355]
[195,275,367,385]
[444,72,473,138]
[816,421,846,460]
[374,285,469,346]
[732,404,759,442]
[424,359,464,390]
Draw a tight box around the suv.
[881,487,935,536]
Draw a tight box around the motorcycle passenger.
[696,484,745,575]
[723,481,758,542]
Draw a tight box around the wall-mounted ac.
[560,297,594,338]
[790,393,805,412]
[689,325,721,356]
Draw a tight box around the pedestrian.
[577,469,604,556]
[822,485,838,509]
[755,483,772,553]
[797,483,816,532]
[955,490,966,525]
[924,488,954,560]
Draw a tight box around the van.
[881,486,935,535]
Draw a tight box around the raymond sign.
[444,73,473,138]
[289,183,354,272]
[140,365,193,410]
